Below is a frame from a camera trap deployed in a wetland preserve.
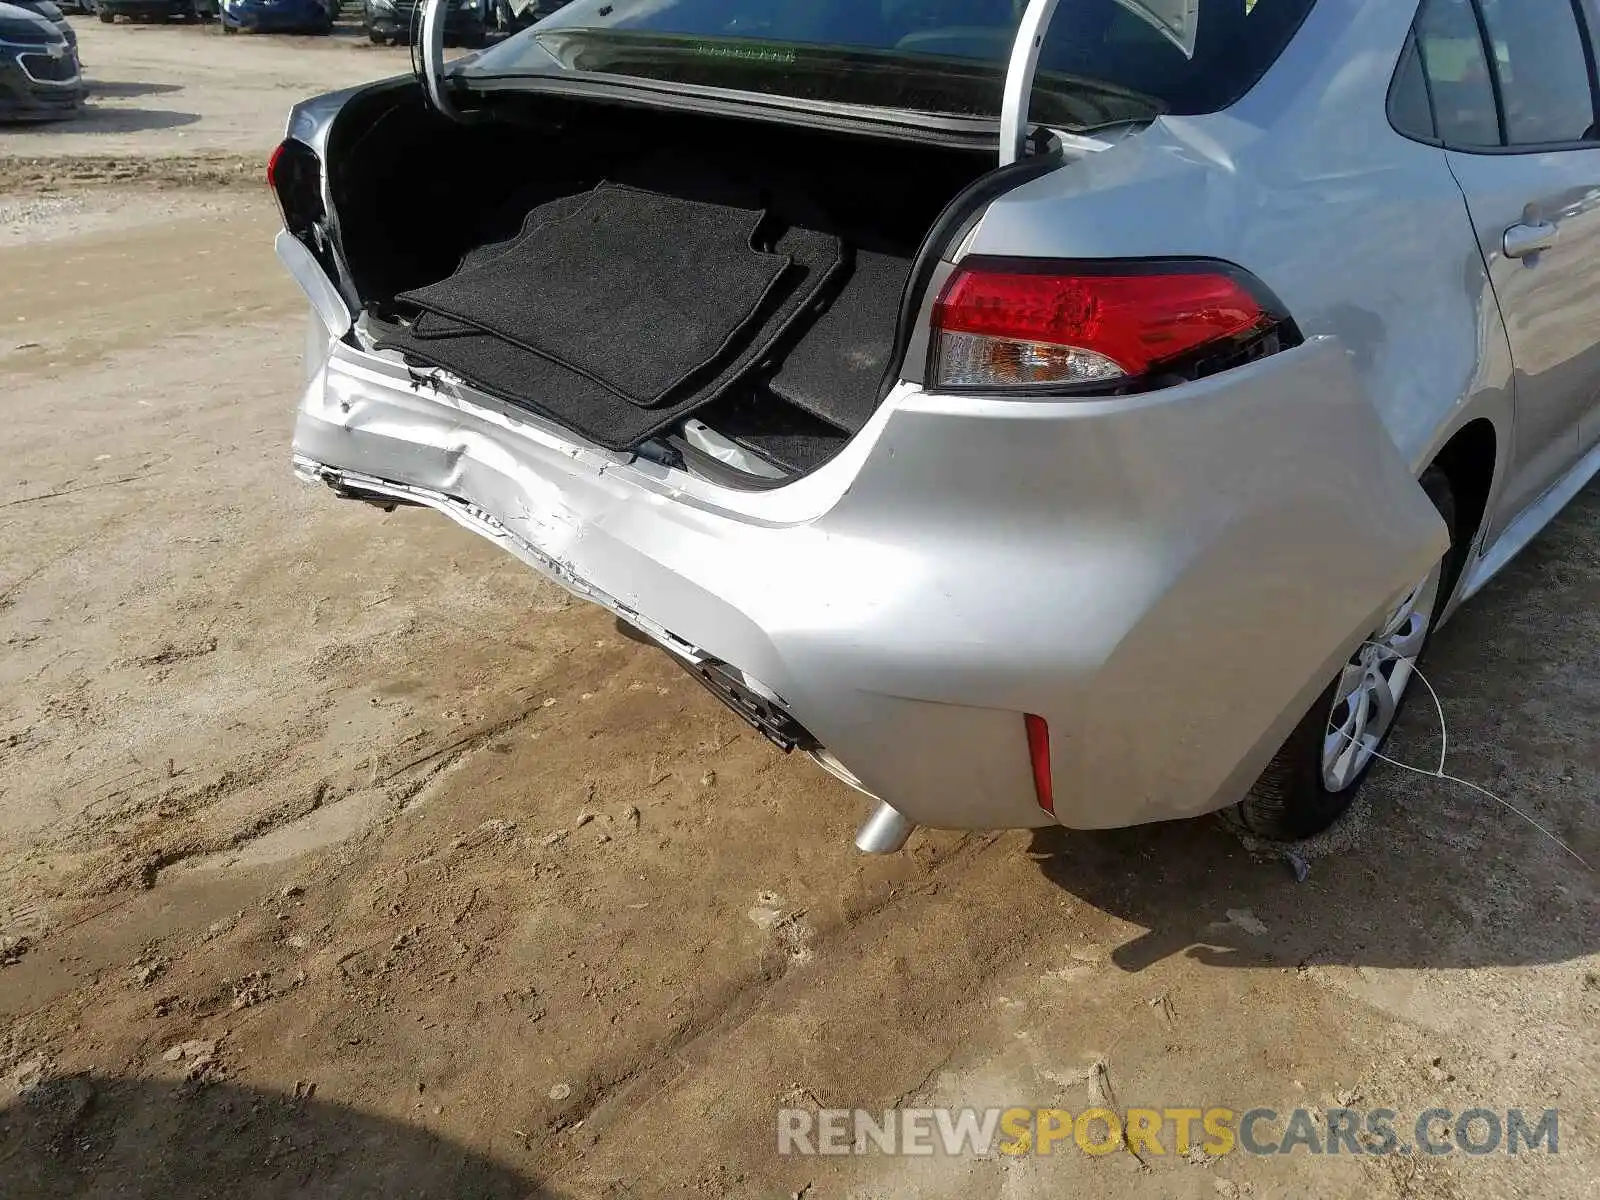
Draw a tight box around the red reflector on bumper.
[1024,713,1054,816]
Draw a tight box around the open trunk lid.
[283,0,1187,480]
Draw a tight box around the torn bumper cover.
[293,330,1447,832]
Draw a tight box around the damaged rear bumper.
[293,325,1446,833]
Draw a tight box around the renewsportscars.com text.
[777,1106,1559,1158]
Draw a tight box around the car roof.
[0,0,64,31]
[0,0,54,17]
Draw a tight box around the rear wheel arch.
[1230,464,1459,844]
[1425,416,1498,598]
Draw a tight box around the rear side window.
[1417,0,1501,145]
[1390,33,1438,140]
[1395,0,1600,148]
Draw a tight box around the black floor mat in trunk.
[375,224,846,452]
[765,250,912,433]
[397,184,802,408]
[407,191,598,339]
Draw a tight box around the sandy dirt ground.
[0,17,465,189]
[3,20,1600,1200]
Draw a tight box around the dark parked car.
[485,0,566,38]
[220,0,334,34]
[97,0,199,22]
[7,0,77,47]
[0,0,83,121]
[363,0,483,46]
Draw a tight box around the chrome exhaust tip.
[855,802,915,854]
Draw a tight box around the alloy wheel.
[1320,562,1443,792]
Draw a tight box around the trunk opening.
[324,85,1001,479]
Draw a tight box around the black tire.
[98,9,114,19]
[1230,468,1459,843]
[368,27,383,42]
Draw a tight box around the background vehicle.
[219,0,333,34]
[6,0,76,48]
[97,0,197,22]
[362,0,483,45]
[0,0,83,120]
[486,0,567,39]
[275,0,1600,851]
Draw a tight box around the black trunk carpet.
[765,250,912,433]
[407,190,597,339]
[697,387,852,475]
[397,183,807,408]
[375,223,846,452]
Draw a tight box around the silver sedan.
[274,0,1600,851]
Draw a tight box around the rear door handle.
[1504,220,1559,259]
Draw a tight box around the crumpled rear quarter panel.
[294,336,1447,830]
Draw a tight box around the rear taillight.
[266,141,286,192]
[930,259,1294,393]
[268,138,326,245]
[270,138,337,279]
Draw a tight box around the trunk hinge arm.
[420,0,468,123]
[999,0,1061,166]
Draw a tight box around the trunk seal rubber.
[880,142,1065,397]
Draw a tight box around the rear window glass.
[466,0,1317,126]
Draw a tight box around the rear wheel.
[98,8,114,19]
[1231,469,1458,844]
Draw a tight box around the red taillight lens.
[268,139,326,247]
[931,261,1274,390]
[1024,713,1054,817]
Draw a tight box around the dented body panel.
[294,335,1446,830]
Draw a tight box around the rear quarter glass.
[465,0,1317,119]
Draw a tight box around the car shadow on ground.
[1027,483,1600,974]
[14,106,203,134]
[82,79,184,99]
[2,1074,547,1199]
